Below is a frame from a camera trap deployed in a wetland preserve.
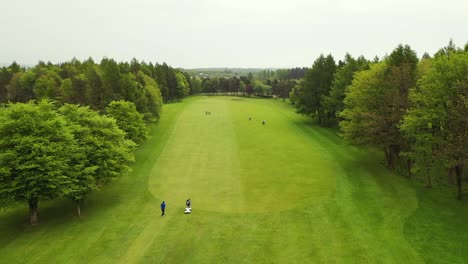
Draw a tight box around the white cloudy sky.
[1,0,466,68]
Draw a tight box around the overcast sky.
[1,0,466,68]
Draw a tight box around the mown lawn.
[0,96,467,263]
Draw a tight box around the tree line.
[0,58,194,120]
[0,58,193,224]
[199,69,298,100]
[0,99,151,224]
[291,41,468,199]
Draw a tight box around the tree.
[84,64,105,110]
[70,74,89,105]
[245,84,253,97]
[100,58,121,104]
[239,80,246,95]
[202,78,218,95]
[0,100,74,225]
[106,100,149,144]
[190,77,202,94]
[275,69,289,80]
[323,54,369,122]
[340,62,398,166]
[0,65,17,103]
[138,72,163,121]
[33,70,62,99]
[154,64,169,101]
[7,71,35,102]
[119,73,139,105]
[385,44,419,172]
[59,104,135,216]
[341,45,418,169]
[295,54,336,124]
[289,82,303,105]
[402,50,468,199]
[175,72,190,98]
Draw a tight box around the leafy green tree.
[0,100,74,224]
[239,80,246,95]
[84,63,104,110]
[100,58,122,104]
[289,82,303,105]
[295,54,336,124]
[275,80,296,101]
[401,50,468,199]
[202,78,219,95]
[7,71,35,102]
[218,77,229,95]
[341,45,418,169]
[106,100,149,144]
[119,73,139,104]
[138,72,163,121]
[176,72,190,98]
[275,69,289,80]
[0,65,18,103]
[340,62,394,164]
[228,77,240,95]
[191,77,203,94]
[70,74,89,105]
[323,54,369,122]
[245,84,253,97]
[33,71,62,99]
[154,63,169,101]
[59,104,135,216]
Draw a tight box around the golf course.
[0,96,467,263]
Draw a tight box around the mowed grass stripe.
[148,97,244,213]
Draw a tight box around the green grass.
[1,96,467,263]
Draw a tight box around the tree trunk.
[384,147,395,169]
[426,167,432,188]
[455,165,463,200]
[448,167,455,184]
[318,111,324,125]
[28,198,39,225]
[384,148,391,168]
[76,199,82,218]
[407,158,413,178]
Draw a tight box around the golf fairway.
[0,96,467,263]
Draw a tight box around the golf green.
[0,96,467,263]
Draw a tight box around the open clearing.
[1,96,467,263]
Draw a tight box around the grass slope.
[0,96,467,263]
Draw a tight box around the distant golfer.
[262,120,266,125]
[160,201,166,216]
[249,116,252,120]
[186,198,191,208]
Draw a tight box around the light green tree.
[59,104,135,216]
[0,100,74,224]
[176,72,190,98]
[106,100,149,144]
[322,54,369,122]
[401,50,468,199]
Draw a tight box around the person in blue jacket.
[161,201,166,216]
